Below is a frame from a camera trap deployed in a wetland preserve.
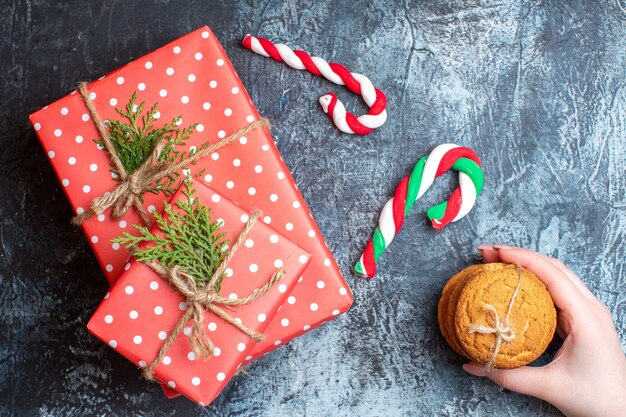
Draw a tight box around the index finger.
[495,247,588,313]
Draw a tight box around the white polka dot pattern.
[31,26,353,401]
[86,182,311,405]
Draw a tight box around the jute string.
[141,210,285,380]
[73,82,271,226]
[467,265,523,369]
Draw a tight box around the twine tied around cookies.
[141,210,285,380]
[73,82,270,226]
[467,265,523,368]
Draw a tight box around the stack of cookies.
[438,263,557,369]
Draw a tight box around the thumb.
[463,363,551,400]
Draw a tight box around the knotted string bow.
[467,265,523,368]
[74,82,270,226]
[141,210,285,380]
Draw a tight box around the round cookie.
[454,263,557,369]
[438,264,482,357]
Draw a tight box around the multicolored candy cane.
[242,34,387,135]
[354,144,484,279]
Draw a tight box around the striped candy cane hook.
[354,144,484,279]
[243,34,387,135]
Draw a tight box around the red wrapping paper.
[88,181,311,405]
[29,26,352,376]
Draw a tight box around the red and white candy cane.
[242,34,387,135]
[354,144,485,279]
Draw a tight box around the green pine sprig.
[113,180,230,290]
[97,92,200,196]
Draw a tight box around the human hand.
[462,245,626,417]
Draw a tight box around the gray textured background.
[1,1,624,416]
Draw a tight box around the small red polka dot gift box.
[29,25,353,369]
[88,181,311,405]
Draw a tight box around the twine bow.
[467,265,523,368]
[141,210,285,380]
[73,82,270,226]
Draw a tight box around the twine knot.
[127,173,144,195]
[109,173,151,221]
[141,210,285,381]
[467,265,523,368]
[468,304,516,340]
[72,82,270,227]
[188,289,219,305]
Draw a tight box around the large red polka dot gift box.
[88,181,312,405]
[29,26,353,398]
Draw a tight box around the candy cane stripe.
[436,147,482,176]
[324,96,354,133]
[330,63,361,93]
[311,57,345,85]
[433,187,463,228]
[243,35,387,135]
[244,36,271,58]
[416,144,458,199]
[426,158,483,228]
[378,199,396,246]
[294,50,322,75]
[392,177,409,232]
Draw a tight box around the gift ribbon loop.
[73,82,271,226]
[467,265,523,369]
[142,210,285,381]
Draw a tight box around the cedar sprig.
[97,92,199,196]
[114,180,230,289]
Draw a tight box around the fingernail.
[462,363,487,377]
[476,245,493,251]
[493,244,513,250]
